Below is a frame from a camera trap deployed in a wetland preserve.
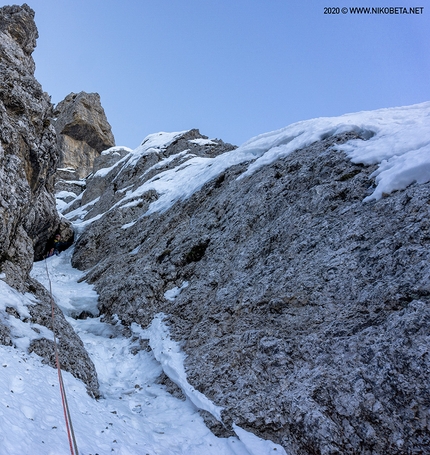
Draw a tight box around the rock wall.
[70,130,430,454]
[53,91,115,179]
[0,4,98,396]
[0,3,59,283]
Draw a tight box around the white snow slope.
[1,102,430,454]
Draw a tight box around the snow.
[0,281,53,351]
[56,190,78,200]
[101,146,133,156]
[133,314,224,421]
[164,281,189,301]
[57,167,76,173]
[31,251,99,319]
[110,102,430,217]
[56,191,79,212]
[139,131,188,149]
[0,343,247,455]
[62,196,103,235]
[59,180,87,187]
[121,220,137,230]
[189,138,217,146]
[125,131,189,169]
[239,102,430,201]
[93,132,187,180]
[129,245,141,256]
[57,191,83,216]
[0,248,285,455]
[139,150,192,179]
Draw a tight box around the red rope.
[45,259,79,455]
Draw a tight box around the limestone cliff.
[0,4,98,396]
[0,4,59,277]
[68,125,430,454]
[53,91,115,179]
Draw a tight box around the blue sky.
[8,0,430,148]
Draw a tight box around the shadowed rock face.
[0,3,59,281]
[54,91,115,178]
[71,131,430,454]
[0,4,99,397]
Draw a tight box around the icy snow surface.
[108,102,430,217]
[0,249,289,454]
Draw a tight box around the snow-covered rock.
[1,5,430,453]
[69,103,430,454]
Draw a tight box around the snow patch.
[139,150,191,179]
[233,424,288,455]
[63,196,100,222]
[189,138,217,146]
[31,249,99,319]
[0,280,53,350]
[121,220,137,230]
[164,281,189,301]
[129,245,141,256]
[56,190,78,199]
[57,167,75,173]
[101,145,133,156]
[134,313,224,421]
[124,131,189,169]
[112,102,430,217]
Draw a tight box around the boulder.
[54,91,115,179]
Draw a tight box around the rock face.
[70,129,430,454]
[0,4,98,396]
[0,3,59,282]
[53,91,115,179]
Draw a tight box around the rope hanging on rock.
[44,258,80,455]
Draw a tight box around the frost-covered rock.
[0,4,98,396]
[53,91,115,179]
[70,105,430,454]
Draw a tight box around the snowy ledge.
[109,102,430,219]
[0,281,53,351]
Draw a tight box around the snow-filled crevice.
[26,249,287,454]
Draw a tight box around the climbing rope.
[44,258,80,455]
